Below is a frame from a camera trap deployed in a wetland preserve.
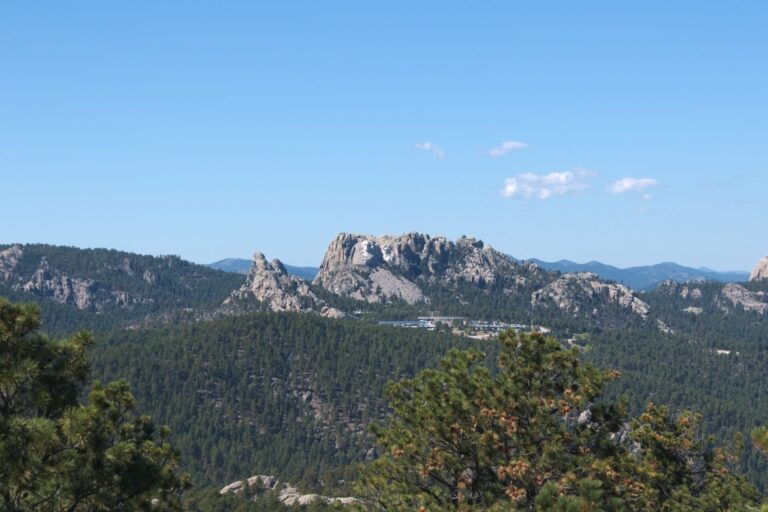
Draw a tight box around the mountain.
[310,232,650,326]
[0,243,244,334]
[3,238,761,335]
[207,257,318,281]
[5,237,768,492]
[520,257,749,290]
[209,254,749,293]
[221,252,344,318]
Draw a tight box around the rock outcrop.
[0,245,22,281]
[719,283,768,314]
[531,272,650,317]
[655,280,704,300]
[219,475,359,507]
[313,232,523,304]
[0,244,242,320]
[224,252,345,316]
[225,253,318,312]
[312,232,652,321]
[750,256,768,282]
[20,257,101,309]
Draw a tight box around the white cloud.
[489,140,528,157]
[501,168,596,200]
[415,142,445,159]
[608,177,658,194]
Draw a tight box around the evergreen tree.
[359,330,760,510]
[0,298,188,511]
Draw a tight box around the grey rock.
[219,474,359,507]
[223,252,347,317]
[21,257,99,310]
[0,245,22,281]
[224,252,317,312]
[313,232,522,304]
[531,272,650,317]
[719,283,768,314]
[750,256,768,282]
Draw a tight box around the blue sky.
[1,2,766,270]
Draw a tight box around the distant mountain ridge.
[207,258,318,281]
[209,256,748,293]
[4,239,763,338]
[513,257,749,291]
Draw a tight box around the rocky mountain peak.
[248,252,290,276]
[750,256,768,282]
[312,232,524,304]
[250,251,271,271]
[224,252,344,317]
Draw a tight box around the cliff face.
[312,232,651,320]
[750,256,768,282]
[312,233,524,304]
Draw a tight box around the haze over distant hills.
[208,255,749,292]
[517,258,749,291]
[208,258,318,281]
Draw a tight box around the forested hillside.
[0,244,244,334]
[4,241,768,496]
[85,312,768,494]
[88,313,496,488]
[584,327,768,487]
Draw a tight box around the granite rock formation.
[750,256,768,282]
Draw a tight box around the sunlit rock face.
[312,232,523,304]
[750,256,768,282]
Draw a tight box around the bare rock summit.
[224,252,345,316]
[224,252,317,312]
[312,232,523,304]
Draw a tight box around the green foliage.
[88,312,497,488]
[360,330,760,510]
[0,244,244,335]
[753,427,768,456]
[0,298,188,511]
[584,327,768,488]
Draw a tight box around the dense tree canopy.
[0,298,188,511]
[88,313,496,488]
[360,330,760,511]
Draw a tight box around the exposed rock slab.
[219,474,359,507]
[531,272,650,317]
[719,283,768,314]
